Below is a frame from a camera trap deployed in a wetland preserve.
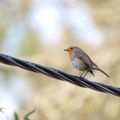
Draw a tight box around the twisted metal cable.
[0,54,120,97]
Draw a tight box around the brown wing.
[75,50,93,69]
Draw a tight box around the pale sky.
[28,0,104,45]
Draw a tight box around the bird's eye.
[71,48,73,50]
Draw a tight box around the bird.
[64,46,109,78]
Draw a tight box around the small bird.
[64,46,109,78]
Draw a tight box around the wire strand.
[0,54,120,97]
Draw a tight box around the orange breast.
[68,49,73,61]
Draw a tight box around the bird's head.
[64,46,75,60]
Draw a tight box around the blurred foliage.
[14,112,19,120]
[14,109,35,120]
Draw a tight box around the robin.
[64,46,109,78]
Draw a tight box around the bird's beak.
[64,49,68,52]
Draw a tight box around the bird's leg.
[83,71,88,78]
[80,71,85,77]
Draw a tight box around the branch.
[0,54,120,97]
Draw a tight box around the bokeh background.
[0,0,120,120]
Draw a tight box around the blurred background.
[0,0,120,120]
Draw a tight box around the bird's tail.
[92,63,110,78]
